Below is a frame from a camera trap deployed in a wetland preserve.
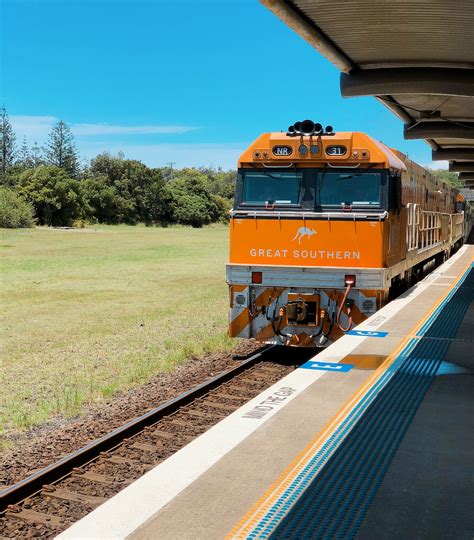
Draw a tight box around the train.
[226,120,471,347]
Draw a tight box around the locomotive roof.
[238,131,407,171]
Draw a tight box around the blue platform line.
[248,339,417,538]
[272,340,448,539]
[271,340,450,539]
[244,264,472,539]
[252,340,416,538]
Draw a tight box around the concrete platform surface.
[58,246,473,540]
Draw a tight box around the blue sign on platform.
[347,330,388,338]
[300,361,353,372]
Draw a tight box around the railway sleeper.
[210,392,246,402]
[232,377,269,388]
[169,418,205,430]
[71,471,131,486]
[203,401,236,413]
[236,375,269,384]
[151,428,194,443]
[130,442,162,453]
[183,409,224,420]
[5,508,66,527]
[228,384,264,393]
[41,486,107,506]
[103,455,154,470]
[249,365,280,373]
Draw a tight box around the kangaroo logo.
[292,226,317,244]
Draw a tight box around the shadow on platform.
[357,366,474,540]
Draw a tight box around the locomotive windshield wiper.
[317,165,329,202]
[337,163,378,179]
[338,173,361,180]
[257,171,294,181]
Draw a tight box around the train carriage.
[227,120,469,347]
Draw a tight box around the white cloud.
[10,115,57,141]
[73,123,197,136]
[10,115,197,142]
[10,114,238,168]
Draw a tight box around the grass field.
[0,225,233,437]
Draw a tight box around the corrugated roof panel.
[290,0,474,68]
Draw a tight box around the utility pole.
[166,161,175,181]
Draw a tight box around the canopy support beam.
[341,68,474,98]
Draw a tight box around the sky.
[2,0,444,170]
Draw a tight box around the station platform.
[59,245,473,540]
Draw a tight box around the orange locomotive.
[227,120,469,347]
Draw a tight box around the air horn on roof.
[287,120,335,137]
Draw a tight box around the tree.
[90,152,125,183]
[18,166,83,226]
[164,169,227,227]
[90,153,168,223]
[198,167,237,199]
[31,141,44,167]
[16,137,33,169]
[81,175,131,223]
[428,168,463,189]
[45,120,79,177]
[172,193,211,227]
[0,107,16,175]
[0,187,35,228]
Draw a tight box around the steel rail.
[0,346,277,511]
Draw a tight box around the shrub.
[0,187,35,228]
[18,166,83,226]
[164,170,229,227]
[81,176,126,223]
[89,154,167,224]
[172,193,212,228]
[212,194,232,223]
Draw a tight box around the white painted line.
[61,320,384,540]
[58,246,471,539]
[55,304,411,539]
[57,369,330,539]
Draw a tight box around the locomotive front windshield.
[238,169,385,209]
[317,171,382,207]
[241,171,302,205]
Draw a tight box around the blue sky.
[2,0,440,170]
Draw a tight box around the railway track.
[0,346,314,538]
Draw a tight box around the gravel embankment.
[0,340,261,489]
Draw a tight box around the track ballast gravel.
[1,344,309,538]
[0,341,261,489]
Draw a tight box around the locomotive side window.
[389,174,402,212]
[316,171,383,208]
[241,171,302,206]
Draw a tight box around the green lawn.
[0,225,232,436]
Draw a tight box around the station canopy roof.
[261,0,474,188]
